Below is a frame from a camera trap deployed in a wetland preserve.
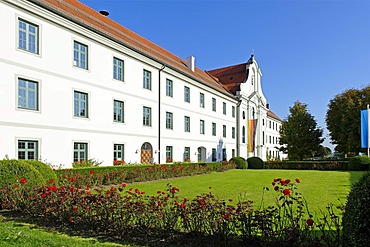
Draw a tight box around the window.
[18,19,38,54]
[212,98,216,112]
[223,102,226,115]
[18,78,38,110]
[74,91,88,117]
[200,93,205,108]
[232,149,235,158]
[114,144,124,162]
[74,142,88,162]
[184,86,190,103]
[113,57,124,81]
[242,126,245,143]
[143,106,152,126]
[212,148,217,161]
[232,127,235,139]
[18,140,38,160]
[184,116,190,132]
[184,147,190,161]
[166,112,173,129]
[166,79,173,97]
[166,146,173,163]
[113,100,124,123]
[263,131,265,145]
[223,125,226,138]
[73,41,88,69]
[243,111,245,119]
[143,69,151,90]
[232,106,235,118]
[212,122,216,136]
[200,120,205,134]
[222,148,227,161]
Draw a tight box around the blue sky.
[80,0,370,149]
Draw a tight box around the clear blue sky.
[79,0,370,149]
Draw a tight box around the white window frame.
[17,18,39,54]
[74,90,89,118]
[166,112,173,129]
[143,69,152,90]
[73,142,88,162]
[17,78,39,111]
[113,100,124,123]
[113,57,124,81]
[73,41,88,70]
[143,106,152,126]
[17,140,38,160]
[184,116,190,132]
[200,93,205,108]
[166,79,173,97]
[184,86,190,103]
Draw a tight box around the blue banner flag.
[361,109,369,148]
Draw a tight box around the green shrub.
[0,160,44,188]
[348,156,370,171]
[342,172,370,246]
[26,160,57,185]
[247,157,264,169]
[229,157,247,169]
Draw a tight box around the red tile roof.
[267,110,282,122]
[207,63,248,94]
[30,0,232,96]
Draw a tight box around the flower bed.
[0,176,343,246]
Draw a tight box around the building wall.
[0,0,239,167]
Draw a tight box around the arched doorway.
[141,142,153,164]
[197,146,206,162]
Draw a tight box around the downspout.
[236,96,242,157]
[158,64,166,164]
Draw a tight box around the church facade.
[0,0,285,167]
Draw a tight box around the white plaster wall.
[0,0,239,167]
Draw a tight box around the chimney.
[186,56,195,72]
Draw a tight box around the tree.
[279,101,324,160]
[326,86,370,155]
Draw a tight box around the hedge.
[56,161,235,187]
[264,160,349,170]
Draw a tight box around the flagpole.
[367,104,370,157]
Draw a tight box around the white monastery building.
[0,0,285,167]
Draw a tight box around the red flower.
[122,183,127,187]
[141,191,145,195]
[306,218,314,226]
[283,189,291,196]
[228,198,233,202]
[157,201,161,206]
[19,178,27,184]
[285,179,291,185]
[73,206,77,211]
[48,185,57,191]
[295,178,301,183]
[223,215,229,219]
[86,207,90,211]
[68,217,73,222]
[165,197,169,201]
[272,182,276,186]
[274,186,279,191]
[89,170,94,174]
[157,190,161,194]
[13,185,18,189]
[180,203,185,208]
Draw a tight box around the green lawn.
[0,219,130,247]
[0,169,366,246]
[127,169,365,214]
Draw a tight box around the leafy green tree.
[279,101,324,160]
[326,86,370,155]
